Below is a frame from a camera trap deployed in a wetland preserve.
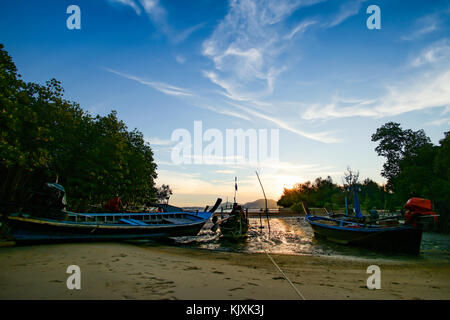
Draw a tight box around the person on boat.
[104,196,122,213]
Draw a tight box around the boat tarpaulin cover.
[405,198,433,212]
[404,197,437,226]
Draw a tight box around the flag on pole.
[235,177,237,191]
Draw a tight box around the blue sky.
[1,0,449,206]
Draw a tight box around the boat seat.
[162,218,193,224]
[119,219,139,226]
[128,219,147,226]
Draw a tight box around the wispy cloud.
[104,67,193,97]
[228,102,340,143]
[104,67,260,124]
[173,22,206,44]
[106,0,204,43]
[302,69,450,120]
[410,39,450,67]
[108,0,142,15]
[325,0,367,28]
[175,55,185,64]
[145,137,175,146]
[199,0,357,144]
[302,96,378,120]
[401,13,442,41]
[205,105,253,122]
[139,0,170,35]
[284,19,317,40]
[426,117,450,127]
[202,0,322,103]
[302,39,450,120]
[216,169,235,174]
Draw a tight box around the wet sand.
[0,242,448,300]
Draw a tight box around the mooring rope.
[264,249,306,300]
[259,229,306,300]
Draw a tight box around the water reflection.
[173,217,450,262]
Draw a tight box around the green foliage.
[0,44,157,212]
[278,175,388,215]
[371,122,432,189]
[372,122,449,233]
[290,202,305,214]
[279,176,342,209]
[157,184,173,204]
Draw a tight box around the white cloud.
[375,70,450,116]
[145,137,174,146]
[442,106,450,115]
[138,0,170,35]
[284,19,317,40]
[175,55,186,64]
[302,70,450,119]
[228,102,340,143]
[206,105,253,121]
[108,0,142,15]
[202,0,322,102]
[106,0,203,43]
[173,22,206,44]
[216,169,236,174]
[302,39,450,120]
[325,0,367,28]
[401,14,441,41]
[426,117,450,127]
[411,39,450,67]
[104,67,193,97]
[302,99,377,120]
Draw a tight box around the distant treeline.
[278,123,450,233]
[0,44,158,212]
[278,175,388,213]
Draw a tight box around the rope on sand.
[264,250,306,300]
[259,234,306,300]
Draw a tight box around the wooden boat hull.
[2,212,212,243]
[219,215,249,240]
[220,223,249,240]
[306,216,423,254]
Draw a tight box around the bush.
[0,44,158,212]
[290,202,306,214]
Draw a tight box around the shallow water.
[171,217,450,262]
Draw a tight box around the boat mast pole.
[234,177,237,204]
[345,195,348,216]
[255,171,271,234]
[353,186,363,218]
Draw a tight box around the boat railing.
[67,212,197,224]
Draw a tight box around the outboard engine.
[404,198,438,227]
[26,182,67,219]
[369,209,379,220]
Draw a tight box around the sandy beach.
[0,241,448,300]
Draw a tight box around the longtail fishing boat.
[304,187,438,254]
[1,183,222,243]
[210,177,249,240]
[215,203,249,240]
